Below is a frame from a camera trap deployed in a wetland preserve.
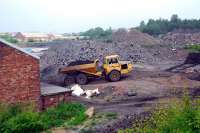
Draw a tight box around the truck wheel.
[109,70,121,82]
[76,73,88,85]
[64,76,75,86]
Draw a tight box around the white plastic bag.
[71,84,84,96]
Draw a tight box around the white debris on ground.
[85,90,93,99]
[93,88,100,95]
[85,88,100,99]
[70,84,100,99]
[71,84,85,96]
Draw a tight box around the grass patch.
[185,44,200,53]
[105,112,118,119]
[118,95,200,133]
[0,102,87,133]
[80,112,118,133]
[41,103,86,128]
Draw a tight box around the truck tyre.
[109,70,121,82]
[76,73,88,85]
[64,75,75,86]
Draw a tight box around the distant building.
[48,33,66,40]
[15,32,50,42]
[15,32,86,42]
[10,32,18,37]
[0,32,8,36]
[48,33,82,40]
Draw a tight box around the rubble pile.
[112,28,161,45]
[161,29,200,45]
[40,29,187,84]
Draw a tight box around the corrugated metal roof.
[0,38,40,60]
[40,83,71,96]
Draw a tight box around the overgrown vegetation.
[79,27,112,41]
[0,34,18,44]
[80,112,118,133]
[0,102,87,133]
[138,14,200,35]
[185,44,200,53]
[118,95,200,133]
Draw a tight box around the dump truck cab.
[103,55,133,81]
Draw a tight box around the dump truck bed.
[68,60,94,66]
[59,60,102,77]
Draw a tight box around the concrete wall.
[0,41,41,105]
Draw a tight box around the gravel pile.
[112,28,161,45]
[40,29,187,84]
[161,29,200,45]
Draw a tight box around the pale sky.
[0,0,200,33]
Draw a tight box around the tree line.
[138,14,200,35]
[79,27,112,40]
[79,14,200,38]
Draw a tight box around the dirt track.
[68,64,200,132]
[72,65,200,114]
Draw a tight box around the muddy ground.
[66,64,200,133]
[74,65,200,112]
[41,49,200,132]
[38,32,200,132]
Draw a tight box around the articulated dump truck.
[59,55,133,85]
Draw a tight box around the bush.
[0,34,18,44]
[80,27,112,40]
[0,103,43,133]
[66,112,87,126]
[185,44,200,53]
[4,112,43,133]
[118,96,200,133]
[0,102,87,133]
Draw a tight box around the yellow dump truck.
[59,55,133,85]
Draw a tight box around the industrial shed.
[40,83,71,109]
[0,39,41,106]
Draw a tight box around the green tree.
[80,27,112,40]
[0,34,18,44]
[137,14,200,35]
[170,14,179,22]
[139,21,145,32]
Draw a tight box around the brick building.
[15,32,50,42]
[0,39,71,109]
[0,39,41,105]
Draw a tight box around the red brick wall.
[0,42,40,105]
[41,92,71,109]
